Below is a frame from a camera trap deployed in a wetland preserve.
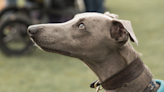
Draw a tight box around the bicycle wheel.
[0,16,35,56]
[0,6,29,22]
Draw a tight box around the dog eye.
[78,23,85,29]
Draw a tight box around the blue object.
[155,79,164,92]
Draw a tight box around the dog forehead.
[74,13,113,20]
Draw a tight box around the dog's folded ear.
[111,19,138,45]
[104,12,119,19]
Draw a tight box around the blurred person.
[83,0,105,13]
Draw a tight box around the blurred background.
[0,0,164,92]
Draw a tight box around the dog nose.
[28,26,38,35]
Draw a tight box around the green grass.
[0,50,97,92]
[0,0,164,92]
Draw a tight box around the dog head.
[27,12,138,61]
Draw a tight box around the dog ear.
[111,19,138,45]
[104,12,119,19]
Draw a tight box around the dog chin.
[41,47,71,56]
[30,38,71,56]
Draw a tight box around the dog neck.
[83,42,153,92]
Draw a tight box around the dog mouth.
[41,47,71,56]
[29,37,71,56]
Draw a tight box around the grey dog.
[27,12,161,92]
